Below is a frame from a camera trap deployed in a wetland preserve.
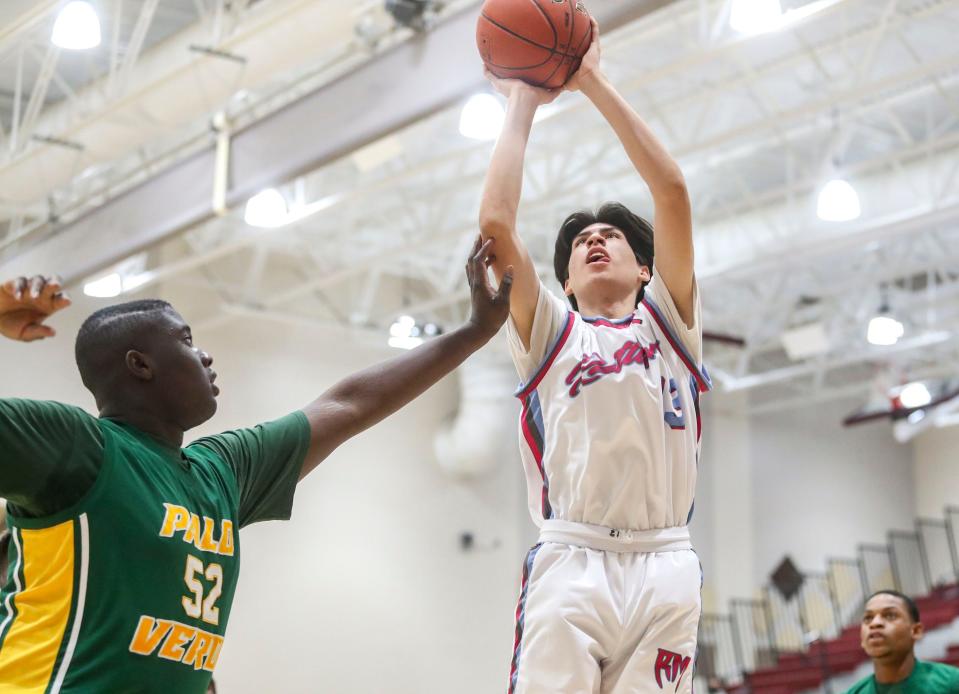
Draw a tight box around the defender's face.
[565,223,649,309]
[150,309,219,428]
[860,594,921,660]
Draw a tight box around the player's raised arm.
[570,19,695,326]
[297,237,512,479]
[0,274,72,342]
[478,73,558,349]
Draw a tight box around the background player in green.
[0,238,513,693]
[847,590,959,693]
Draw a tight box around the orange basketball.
[477,0,593,90]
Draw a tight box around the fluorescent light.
[244,189,288,228]
[388,335,423,350]
[52,2,102,50]
[907,409,926,424]
[84,273,122,298]
[388,315,424,349]
[817,178,861,222]
[730,0,783,35]
[459,94,505,140]
[867,315,904,346]
[389,315,415,338]
[899,382,932,409]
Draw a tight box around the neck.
[874,651,916,684]
[99,402,185,449]
[576,294,638,321]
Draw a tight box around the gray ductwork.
[434,347,517,478]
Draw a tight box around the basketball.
[477,0,593,89]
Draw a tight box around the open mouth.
[587,249,610,265]
[209,370,219,396]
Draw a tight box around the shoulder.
[923,660,959,681]
[0,397,94,420]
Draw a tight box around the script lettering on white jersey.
[564,339,662,397]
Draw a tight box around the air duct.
[434,347,516,478]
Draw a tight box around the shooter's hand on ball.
[483,68,560,107]
[0,275,71,342]
[566,17,602,93]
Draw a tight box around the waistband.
[538,520,692,553]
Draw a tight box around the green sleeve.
[0,398,104,518]
[188,411,311,528]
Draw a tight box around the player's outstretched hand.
[566,17,602,92]
[484,68,560,107]
[466,235,513,339]
[0,275,72,342]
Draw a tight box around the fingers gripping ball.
[477,0,592,89]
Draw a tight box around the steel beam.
[0,0,673,283]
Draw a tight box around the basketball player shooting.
[479,18,709,694]
[0,238,511,693]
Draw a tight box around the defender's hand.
[465,236,513,338]
[0,275,71,342]
[484,68,560,107]
[566,17,602,92]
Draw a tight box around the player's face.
[149,309,219,428]
[565,223,650,311]
[860,594,921,660]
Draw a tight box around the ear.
[564,277,574,297]
[912,622,925,641]
[638,264,651,284]
[125,350,154,382]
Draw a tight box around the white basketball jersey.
[506,271,710,532]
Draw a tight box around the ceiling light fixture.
[244,188,289,228]
[817,178,861,222]
[899,382,932,409]
[389,315,423,350]
[52,2,102,50]
[459,94,505,141]
[729,0,783,35]
[867,314,904,347]
[83,273,122,298]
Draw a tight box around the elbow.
[478,212,514,240]
[653,171,689,202]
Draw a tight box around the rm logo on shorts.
[653,648,691,690]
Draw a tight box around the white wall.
[198,321,529,694]
[749,398,915,589]
[913,424,959,519]
[694,392,754,610]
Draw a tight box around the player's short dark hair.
[75,300,174,391]
[867,590,920,623]
[553,202,654,311]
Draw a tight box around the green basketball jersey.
[846,659,959,693]
[0,399,310,693]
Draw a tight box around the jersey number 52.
[182,554,224,626]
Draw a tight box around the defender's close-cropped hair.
[868,589,921,623]
[75,300,174,391]
[553,202,655,311]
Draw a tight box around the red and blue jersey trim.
[514,312,573,521]
[519,390,551,520]
[508,543,543,694]
[514,311,575,400]
[641,296,712,393]
[581,313,643,330]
